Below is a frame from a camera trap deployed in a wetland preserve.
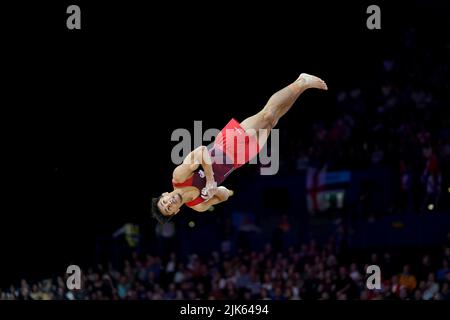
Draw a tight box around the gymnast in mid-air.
[151,73,327,223]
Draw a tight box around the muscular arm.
[172,146,215,183]
[192,187,234,212]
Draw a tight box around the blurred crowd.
[2,231,449,300]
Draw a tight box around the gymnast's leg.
[240,73,327,146]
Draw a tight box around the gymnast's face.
[158,192,182,216]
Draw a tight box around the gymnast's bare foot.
[295,73,328,90]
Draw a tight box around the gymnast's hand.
[202,179,218,199]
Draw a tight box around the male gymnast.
[151,73,327,223]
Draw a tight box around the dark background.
[1,1,449,287]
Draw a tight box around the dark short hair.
[151,196,173,224]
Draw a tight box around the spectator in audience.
[437,259,450,282]
[422,273,439,300]
[417,255,433,282]
[399,265,417,292]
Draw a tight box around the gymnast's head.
[151,191,183,224]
